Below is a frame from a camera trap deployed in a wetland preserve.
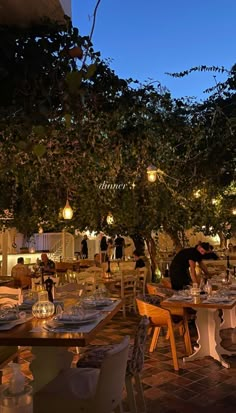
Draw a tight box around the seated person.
[11,257,31,289]
[133,250,152,283]
[94,253,102,268]
[40,253,55,274]
[133,250,145,269]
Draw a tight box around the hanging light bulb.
[232,208,236,216]
[62,199,73,220]
[147,165,157,182]
[106,212,114,225]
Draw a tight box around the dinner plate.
[54,316,99,326]
[0,317,19,324]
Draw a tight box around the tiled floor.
[2,313,236,412]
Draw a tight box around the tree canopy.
[0,20,235,263]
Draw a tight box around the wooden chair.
[0,286,22,306]
[136,296,192,371]
[76,316,150,413]
[0,287,22,383]
[85,266,103,273]
[136,268,148,295]
[75,272,97,295]
[111,272,137,317]
[34,336,130,413]
[0,346,19,384]
[118,261,136,271]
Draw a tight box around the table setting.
[0,307,33,330]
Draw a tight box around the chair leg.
[149,326,161,352]
[168,325,179,371]
[165,327,170,340]
[122,302,126,318]
[134,373,146,413]
[125,375,137,413]
[0,370,3,385]
[183,320,192,355]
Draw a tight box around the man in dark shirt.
[81,235,88,258]
[133,250,145,269]
[203,244,219,260]
[169,242,211,290]
[115,235,125,259]
[40,253,55,274]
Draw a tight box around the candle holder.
[32,291,55,319]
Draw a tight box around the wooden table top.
[0,300,122,347]
[162,296,236,310]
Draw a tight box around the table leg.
[221,307,236,329]
[30,347,73,393]
[183,308,230,368]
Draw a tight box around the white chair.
[31,277,42,290]
[43,275,60,287]
[34,336,130,413]
[0,286,22,306]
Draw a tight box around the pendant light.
[62,191,73,220]
[147,165,157,182]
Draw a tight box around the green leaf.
[84,64,97,79]
[33,144,46,157]
[65,71,82,94]
[64,113,72,128]
[32,125,45,137]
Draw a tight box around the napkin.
[168,295,192,301]
[203,296,234,304]
[57,310,99,322]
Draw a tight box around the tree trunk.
[145,234,157,276]
[165,229,183,252]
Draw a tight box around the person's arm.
[198,261,211,279]
[189,260,198,284]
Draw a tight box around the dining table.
[0,298,122,393]
[162,293,236,368]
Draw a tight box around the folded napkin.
[168,295,192,301]
[56,310,99,322]
[0,313,18,321]
[203,296,234,304]
[0,314,32,331]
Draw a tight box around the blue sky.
[72,0,235,100]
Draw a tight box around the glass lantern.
[32,291,55,319]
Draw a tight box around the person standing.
[169,242,211,290]
[81,235,88,259]
[106,237,115,261]
[115,234,125,259]
[100,234,108,263]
